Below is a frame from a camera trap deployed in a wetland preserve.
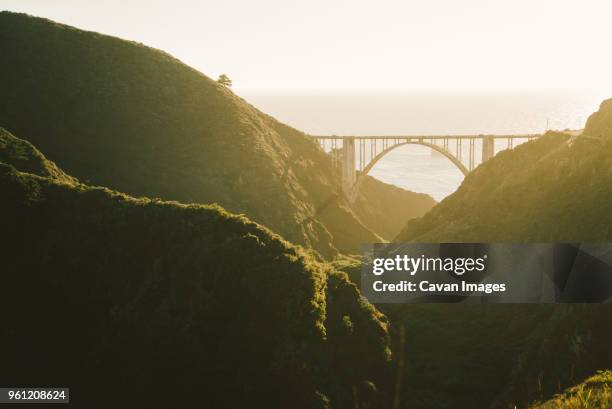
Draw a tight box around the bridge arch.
[313,134,538,204]
[350,140,468,202]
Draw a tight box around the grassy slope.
[529,370,611,409]
[396,130,612,242]
[390,100,612,409]
[0,129,391,408]
[0,11,434,256]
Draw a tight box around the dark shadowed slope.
[390,99,612,409]
[0,11,434,256]
[354,175,435,240]
[0,129,391,409]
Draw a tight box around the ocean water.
[244,92,608,201]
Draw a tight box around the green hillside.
[0,11,434,257]
[388,100,612,409]
[396,101,612,243]
[0,128,391,408]
[529,370,611,409]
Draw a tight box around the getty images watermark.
[361,243,612,303]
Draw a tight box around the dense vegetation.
[0,128,392,408]
[0,127,75,183]
[389,99,612,409]
[0,11,434,258]
[377,303,611,409]
[529,370,611,409]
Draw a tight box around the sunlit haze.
[3,0,612,93]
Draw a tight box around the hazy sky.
[3,0,612,94]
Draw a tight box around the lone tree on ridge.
[217,74,232,88]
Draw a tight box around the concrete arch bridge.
[312,134,539,202]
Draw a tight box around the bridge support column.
[342,137,356,199]
[482,136,494,162]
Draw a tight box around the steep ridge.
[390,99,612,409]
[0,128,391,408]
[583,98,612,139]
[0,11,434,257]
[0,127,75,183]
